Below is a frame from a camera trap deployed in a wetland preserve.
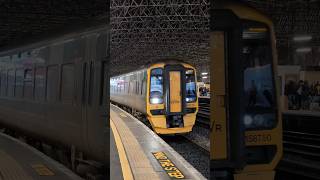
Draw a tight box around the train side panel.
[0,26,109,163]
[110,69,147,113]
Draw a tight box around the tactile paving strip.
[0,150,33,180]
[111,109,161,180]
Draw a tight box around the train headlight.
[243,115,253,127]
[186,97,196,102]
[150,97,163,104]
[244,113,275,129]
[253,114,265,126]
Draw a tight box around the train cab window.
[150,68,163,104]
[0,71,6,96]
[186,69,196,103]
[15,69,24,98]
[7,70,15,97]
[35,67,46,101]
[46,65,59,102]
[242,21,277,130]
[61,64,75,103]
[23,69,33,99]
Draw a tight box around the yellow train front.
[210,1,282,180]
[110,61,198,134]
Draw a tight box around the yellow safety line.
[110,119,134,180]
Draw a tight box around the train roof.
[0,17,108,56]
[111,59,195,78]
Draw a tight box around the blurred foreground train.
[110,61,198,134]
[210,1,282,180]
[0,24,109,176]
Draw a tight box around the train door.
[81,32,109,163]
[164,64,186,128]
[210,6,245,179]
[81,61,92,152]
[210,2,282,180]
[169,71,182,112]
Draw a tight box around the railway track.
[197,98,210,119]
[278,156,320,180]
[278,131,320,179]
[197,98,210,129]
[162,135,210,179]
[283,131,320,159]
[197,98,320,179]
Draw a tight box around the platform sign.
[31,164,55,176]
[152,152,185,179]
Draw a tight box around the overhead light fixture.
[201,72,208,75]
[296,47,312,53]
[293,35,312,42]
[202,76,208,79]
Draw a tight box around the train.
[0,24,109,176]
[110,61,198,134]
[210,1,282,180]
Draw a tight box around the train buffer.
[110,104,206,180]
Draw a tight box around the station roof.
[111,0,210,75]
[247,0,320,66]
[0,1,319,76]
[111,0,320,76]
[0,0,106,49]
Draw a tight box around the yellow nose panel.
[169,71,182,113]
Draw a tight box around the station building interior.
[0,0,319,180]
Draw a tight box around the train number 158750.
[245,134,272,144]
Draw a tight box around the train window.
[186,69,197,103]
[150,68,163,104]
[242,21,277,130]
[15,69,24,98]
[23,69,33,99]
[35,67,46,101]
[0,71,6,96]
[61,64,75,103]
[46,65,59,102]
[7,69,15,97]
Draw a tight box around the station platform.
[0,132,82,180]
[110,104,206,180]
